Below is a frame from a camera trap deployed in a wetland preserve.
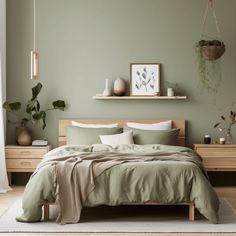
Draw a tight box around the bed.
[16,119,219,224]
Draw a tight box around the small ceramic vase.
[16,126,32,146]
[113,78,126,96]
[167,88,174,97]
[103,79,111,96]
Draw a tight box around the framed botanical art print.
[130,63,161,96]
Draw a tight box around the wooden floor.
[0,186,236,236]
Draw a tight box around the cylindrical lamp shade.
[31,50,39,80]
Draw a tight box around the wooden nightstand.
[5,145,52,185]
[194,144,236,171]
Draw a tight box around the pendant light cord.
[33,0,36,50]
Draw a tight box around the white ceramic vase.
[103,79,111,96]
[167,88,174,97]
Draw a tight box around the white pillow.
[99,131,134,146]
[72,121,118,128]
[126,120,172,130]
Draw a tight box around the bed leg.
[43,204,49,221]
[189,204,195,221]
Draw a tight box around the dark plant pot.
[200,44,225,61]
[16,126,32,146]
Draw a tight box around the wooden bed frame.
[58,119,186,146]
[43,119,195,221]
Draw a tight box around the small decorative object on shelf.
[130,63,161,96]
[204,134,211,144]
[214,110,236,144]
[113,78,126,96]
[103,79,111,96]
[167,88,174,97]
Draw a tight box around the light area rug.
[0,198,235,233]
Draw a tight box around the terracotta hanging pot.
[198,0,226,61]
[200,41,225,61]
[16,126,32,146]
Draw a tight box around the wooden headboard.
[58,119,186,147]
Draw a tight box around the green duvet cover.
[17,144,219,223]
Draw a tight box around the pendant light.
[31,0,39,80]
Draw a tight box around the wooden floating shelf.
[92,96,187,100]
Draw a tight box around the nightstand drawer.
[203,157,236,169]
[194,144,236,171]
[6,158,41,169]
[196,147,236,157]
[5,148,48,159]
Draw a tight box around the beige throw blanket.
[35,151,207,224]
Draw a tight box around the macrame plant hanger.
[199,0,225,61]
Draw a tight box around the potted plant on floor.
[3,83,66,145]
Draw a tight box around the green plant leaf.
[214,122,220,128]
[3,102,21,111]
[32,83,42,100]
[7,120,20,125]
[20,118,29,126]
[41,113,46,129]
[52,100,66,111]
[32,111,47,129]
[32,112,42,121]
[36,101,40,112]
[26,99,37,114]
[221,116,225,121]
[39,111,46,129]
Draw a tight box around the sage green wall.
[6,0,236,148]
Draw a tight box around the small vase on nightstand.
[16,126,32,146]
[225,130,233,144]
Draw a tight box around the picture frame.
[130,63,161,96]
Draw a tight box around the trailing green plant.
[195,0,226,93]
[195,39,223,93]
[3,83,66,129]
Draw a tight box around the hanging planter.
[195,0,225,92]
[198,40,225,61]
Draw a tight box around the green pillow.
[66,126,123,145]
[129,127,180,145]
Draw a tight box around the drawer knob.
[20,161,31,166]
[20,151,31,156]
